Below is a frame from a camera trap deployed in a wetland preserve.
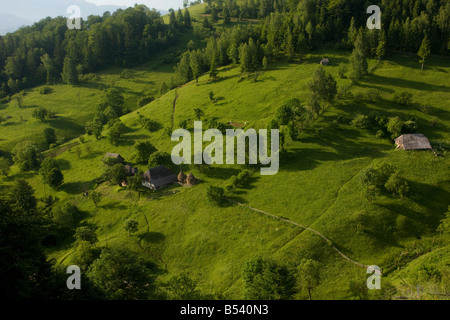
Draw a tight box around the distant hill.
[0,0,168,35]
[0,13,33,35]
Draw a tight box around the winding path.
[227,199,368,269]
[171,91,179,129]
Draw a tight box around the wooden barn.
[394,134,432,150]
[142,166,177,190]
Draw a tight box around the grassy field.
[1,38,449,299]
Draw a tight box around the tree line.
[202,0,449,56]
[173,0,448,87]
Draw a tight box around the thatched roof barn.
[104,153,125,163]
[394,134,432,150]
[320,58,330,65]
[178,171,187,183]
[142,166,177,190]
[186,173,196,186]
[124,165,138,176]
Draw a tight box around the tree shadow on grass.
[82,150,103,160]
[12,171,36,180]
[283,134,388,172]
[132,79,156,86]
[403,181,449,229]
[75,208,92,223]
[75,81,109,91]
[56,159,71,170]
[141,232,165,244]
[200,166,241,181]
[101,201,128,211]
[61,181,93,195]
[363,74,450,93]
[48,117,84,134]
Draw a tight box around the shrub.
[226,175,239,191]
[419,104,431,114]
[337,113,347,124]
[366,89,380,101]
[361,163,395,189]
[39,86,52,95]
[351,114,370,129]
[206,186,225,205]
[338,63,348,78]
[393,91,413,106]
[430,117,439,127]
[133,141,156,164]
[364,185,380,202]
[360,163,409,200]
[144,119,160,132]
[32,107,49,122]
[51,201,78,233]
[179,120,188,129]
[315,127,325,136]
[237,170,251,186]
[148,151,172,169]
[384,173,409,198]
[403,120,418,133]
[375,130,386,139]
[120,70,131,79]
[386,116,404,138]
[137,96,154,108]
[0,97,10,104]
[39,157,64,189]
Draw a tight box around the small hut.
[178,171,187,183]
[394,134,432,151]
[186,173,196,186]
[104,153,125,163]
[320,58,330,66]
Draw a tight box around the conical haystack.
[178,170,187,183]
[186,173,196,186]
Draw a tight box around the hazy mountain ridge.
[0,13,33,35]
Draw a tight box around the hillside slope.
[3,49,446,299]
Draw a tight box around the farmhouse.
[394,134,432,150]
[104,153,125,163]
[142,166,177,190]
[320,58,330,66]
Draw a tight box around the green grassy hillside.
[2,45,448,299]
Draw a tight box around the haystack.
[186,173,196,186]
[178,171,187,183]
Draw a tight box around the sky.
[85,0,184,10]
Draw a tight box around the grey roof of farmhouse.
[143,166,177,188]
[394,134,432,150]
